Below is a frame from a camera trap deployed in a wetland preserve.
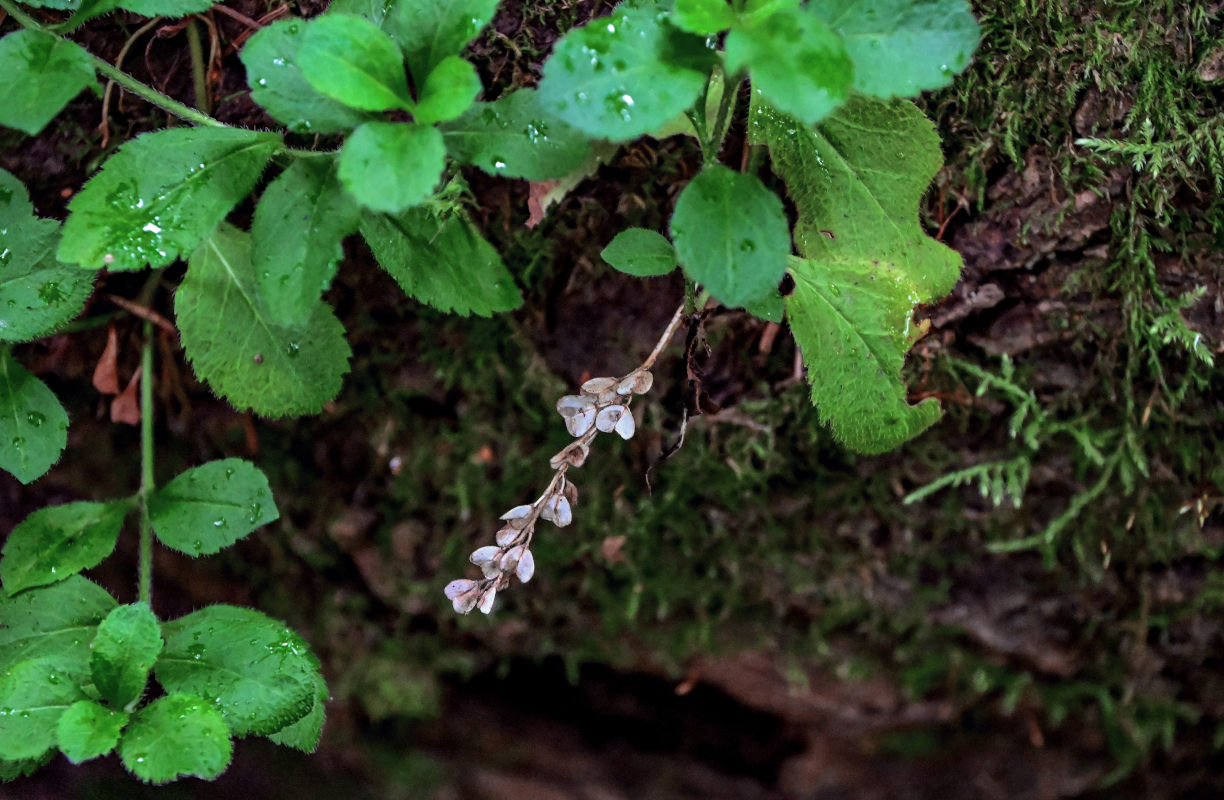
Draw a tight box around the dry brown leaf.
[110,365,142,425]
[526,179,561,229]
[93,325,121,395]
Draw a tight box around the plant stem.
[186,19,210,115]
[137,320,155,605]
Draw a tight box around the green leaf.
[1,501,128,596]
[267,671,326,752]
[90,603,162,709]
[118,0,214,16]
[56,700,127,763]
[383,0,500,85]
[786,256,940,452]
[0,170,95,343]
[149,458,280,557]
[751,93,961,301]
[671,0,737,34]
[601,228,677,277]
[744,292,784,322]
[669,165,790,308]
[338,123,445,213]
[0,350,69,484]
[156,605,320,736]
[440,88,592,181]
[808,0,979,97]
[0,749,53,781]
[0,31,96,136]
[413,56,481,125]
[537,3,709,141]
[0,658,86,760]
[360,208,522,316]
[299,15,413,112]
[725,7,853,124]
[176,224,351,417]
[58,128,280,272]
[741,0,801,20]
[252,159,360,326]
[118,694,231,783]
[241,19,370,135]
[0,576,117,676]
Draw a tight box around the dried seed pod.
[562,479,578,507]
[595,404,626,433]
[500,504,534,528]
[616,370,653,396]
[580,377,618,396]
[477,585,498,614]
[614,409,636,440]
[495,525,519,547]
[516,549,535,583]
[544,494,573,527]
[444,579,480,614]
[549,440,590,469]
[556,395,597,437]
[470,546,501,578]
[503,545,526,571]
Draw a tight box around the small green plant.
[0,0,981,782]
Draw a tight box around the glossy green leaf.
[440,88,592,181]
[601,228,677,277]
[809,0,979,97]
[671,0,737,34]
[0,749,53,781]
[58,128,280,272]
[0,350,69,485]
[338,122,445,213]
[742,0,801,20]
[176,224,351,417]
[743,292,784,322]
[156,605,320,736]
[119,694,231,783]
[267,671,327,752]
[751,94,961,301]
[537,3,709,141]
[0,170,95,343]
[725,6,853,124]
[90,603,162,709]
[56,700,126,763]
[413,56,481,125]
[299,15,413,111]
[0,576,117,676]
[0,659,86,760]
[360,208,522,316]
[118,0,214,16]
[786,256,940,452]
[670,165,790,308]
[252,159,360,326]
[149,458,279,557]
[241,19,370,135]
[0,31,96,136]
[384,0,500,85]
[1,501,128,596]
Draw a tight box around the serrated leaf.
[252,159,360,326]
[149,458,279,557]
[176,224,351,417]
[119,694,231,783]
[90,603,162,709]
[786,255,940,452]
[725,6,853,124]
[0,658,86,760]
[413,56,481,125]
[0,350,69,484]
[742,0,801,20]
[338,122,445,213]
[299,15,413,112]
[440,88,592,181]
[0,576,117,676]
[0,170,95,343]
[1,501,128,596]
[383,0,500,85]
[58,128,280,272]
[56,700,126,763]
[601,228,677,277]
[751,93,960,301]
[537,3,709,141]
[0,31,96,136]
[360,208,522,316]
[267,671,326,752]
[241,19,370,135]
[118,0,213,16]
[155,605,319,737]
[670,165,790,308]
[808,0,979,97]
[0,748,54,781]
[671,0,737,34]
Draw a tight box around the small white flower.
[516,549,535,583]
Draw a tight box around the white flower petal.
[516,550,535,583]
[614,409,636,440]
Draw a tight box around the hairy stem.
[186,19,210,115]
[138,321,155,605]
